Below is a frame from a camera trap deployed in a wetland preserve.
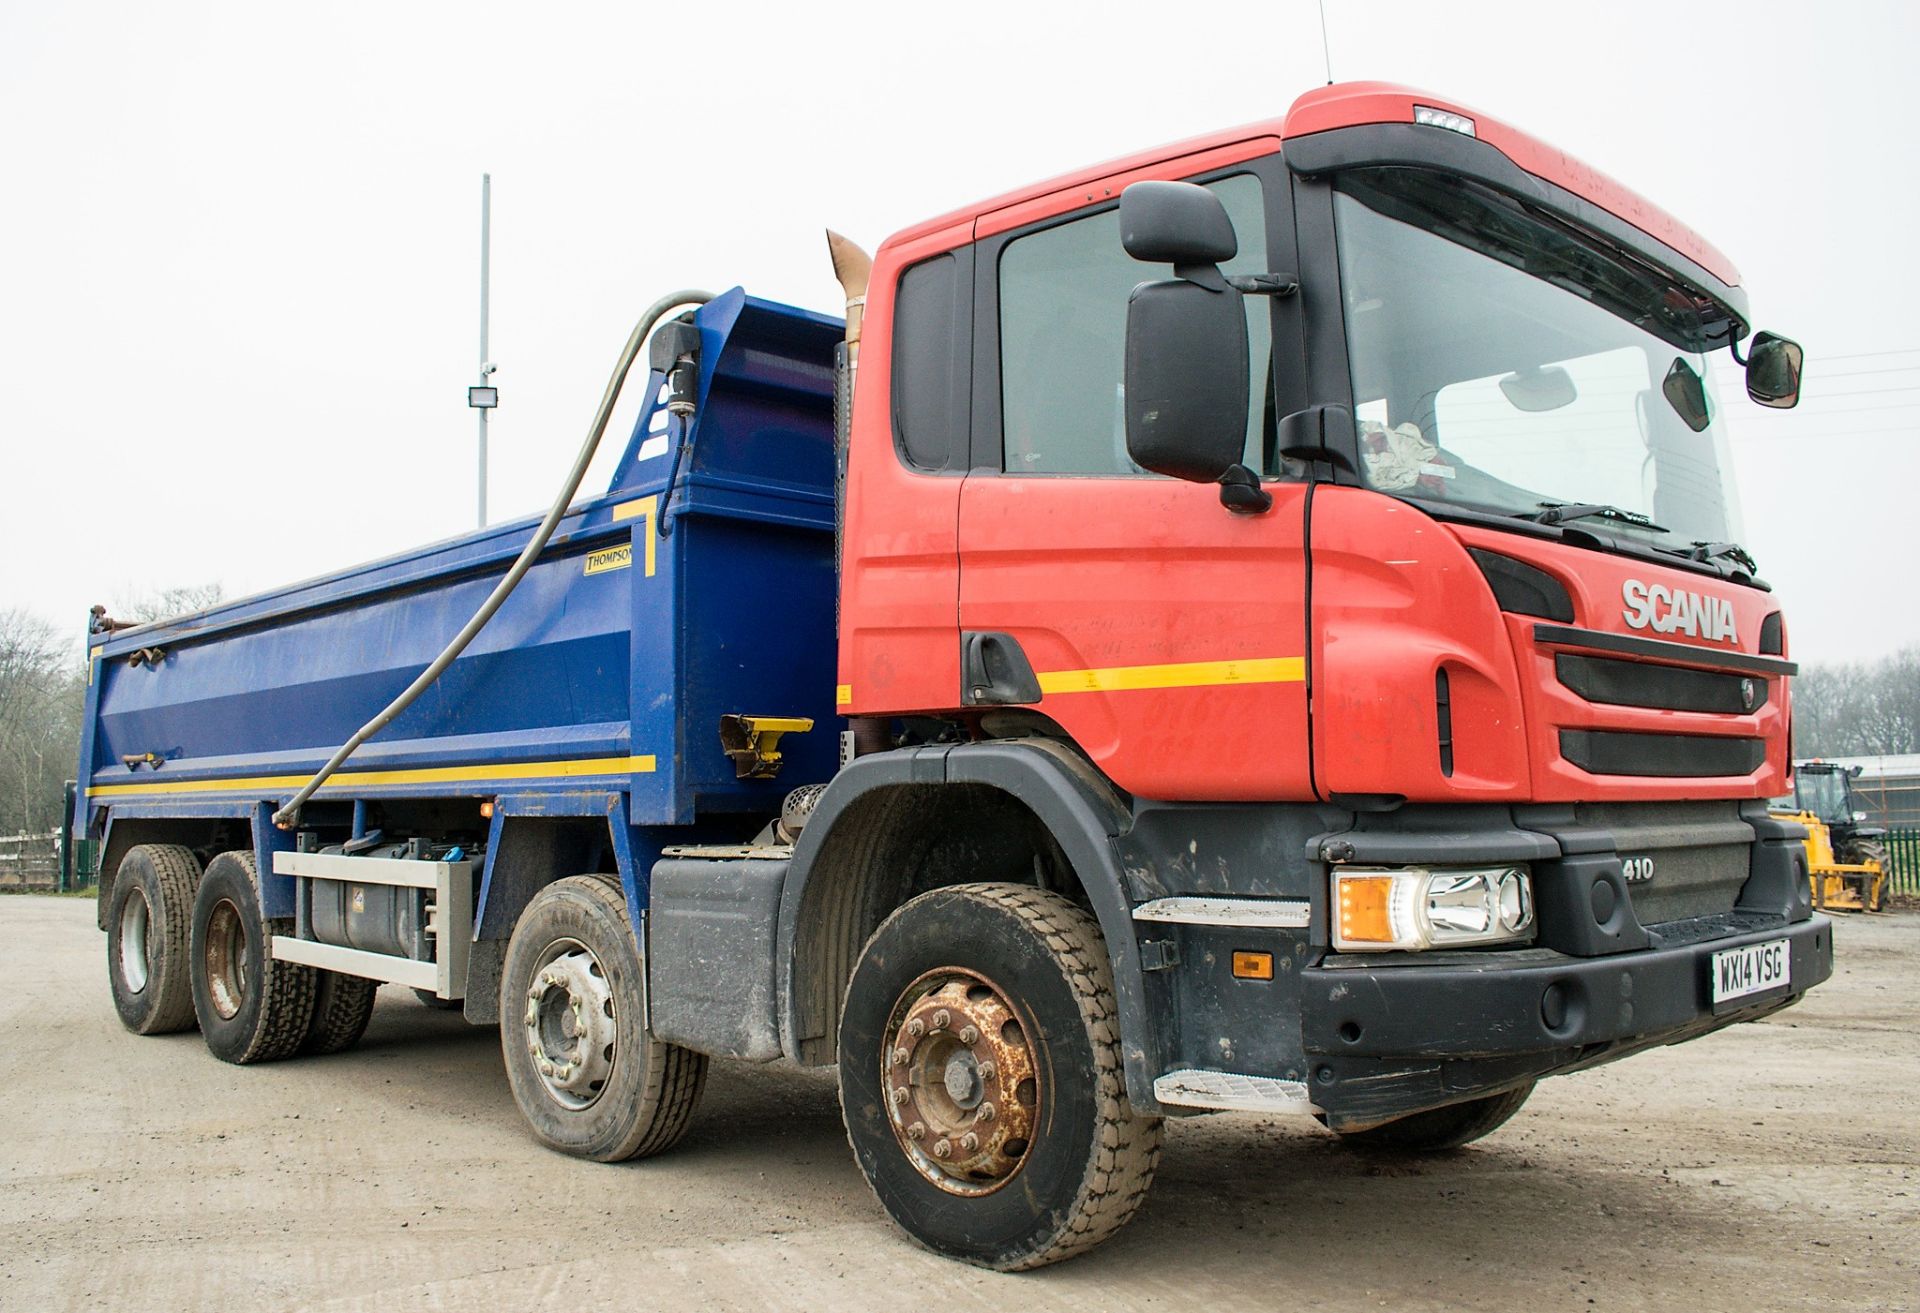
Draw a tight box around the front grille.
[1573,801,1753,923]
[1560,729,1765,778]
[1556,653,1766,715]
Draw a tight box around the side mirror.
[1745,331,1803,409]
[1661,357,1712,433]
[1119,181,1251,492]
[1124,281,1248,483]
[1120,180,1237,267]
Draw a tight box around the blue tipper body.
[74,289,843,932]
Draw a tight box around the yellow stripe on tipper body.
[612,495,660,576]
[1036,656,1305,696]
[86,754,657,800]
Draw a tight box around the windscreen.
[1333,167,1748,551]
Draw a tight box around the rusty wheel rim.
[881,968,1040,1197]
[204,897,249,1021]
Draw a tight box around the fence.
[1889,827,1920,898]
[0,831,99,892]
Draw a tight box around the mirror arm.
[1217,463,1273,515]
[1225,272,1299,297]
[1727,333,1749,367]
[1173,260,1231,293]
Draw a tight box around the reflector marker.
[1133,896,1311,928]
[611,495,659,576]
[1036,656,1304,696]
[86,754,657,799]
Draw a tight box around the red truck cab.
[804,81,1827,1262]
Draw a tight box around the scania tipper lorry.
[78,82,1828,1269]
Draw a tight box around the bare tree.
[0,585,224,840]
[1792,645,1920,758]
[126,582,225,623]
[0,609,85,836]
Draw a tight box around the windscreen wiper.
[1687,540,1758,574]
[1524,502,1670,532]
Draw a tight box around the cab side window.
[997,173,1269,475]
[891,249,972,472]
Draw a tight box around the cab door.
[956,150,1315,802]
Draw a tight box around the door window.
[997,173,1269,475]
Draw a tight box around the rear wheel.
[106,844,202,1035]
[501,875,706,1162]
[839,884,1162,1271]
[302,972,379,1055]
[189,851,316,1064]
[1334,1083,1534,1153]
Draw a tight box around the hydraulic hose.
[272,289,714,828]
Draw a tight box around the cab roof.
[885,81,1739,290]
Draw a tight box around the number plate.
[1710,938,1790,1007]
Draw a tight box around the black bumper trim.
[1300,914,1832,1060]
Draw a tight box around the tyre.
[189,850,317,1064]
[106,844,202,1035]
[1848,839,1890,912]
[1334,1083,1534,1153]
[839,884,1163,1271]
[302,972,379,1055]
[501,875,707,1162]
[413,988,462,1010]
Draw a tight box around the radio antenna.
[1317,0,1334,84]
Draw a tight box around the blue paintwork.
[76,290,844,932]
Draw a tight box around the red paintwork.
[957,478,1313,802]
[835,217,971,718]
[1309,489,1533,802]
[1447,522,1789,802]
[838,85,1780,805]
[1311,492,1787,804]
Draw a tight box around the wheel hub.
[204,897,249,1020]
[883,969,1039,1196]
[523,940,616,1110]
[119,887,151,994]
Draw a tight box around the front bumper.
[1297,912,1832,1126]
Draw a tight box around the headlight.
[1332,866,1534,952]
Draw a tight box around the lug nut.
[961,1133,979,1152]
[933,1139,952,1159]
[890,1087,908,1107]
[979,1060,997,1081]
[977,1101,996,1123]
[891,1046,909,1067]
[907,1122,926,1141]
[538,1059,554,1077]
[959,1025,979,1045]
[905,1018,925,1040]
[932,1008,951,1030]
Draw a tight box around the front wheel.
[1333,1083,1534,1153]
[839,884,1162,1271]
[500,875,706,1162]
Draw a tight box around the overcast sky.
[3,1,1915,667]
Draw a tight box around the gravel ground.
[1,895,1913,1312]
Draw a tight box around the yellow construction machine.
[1770,762,1889,913]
